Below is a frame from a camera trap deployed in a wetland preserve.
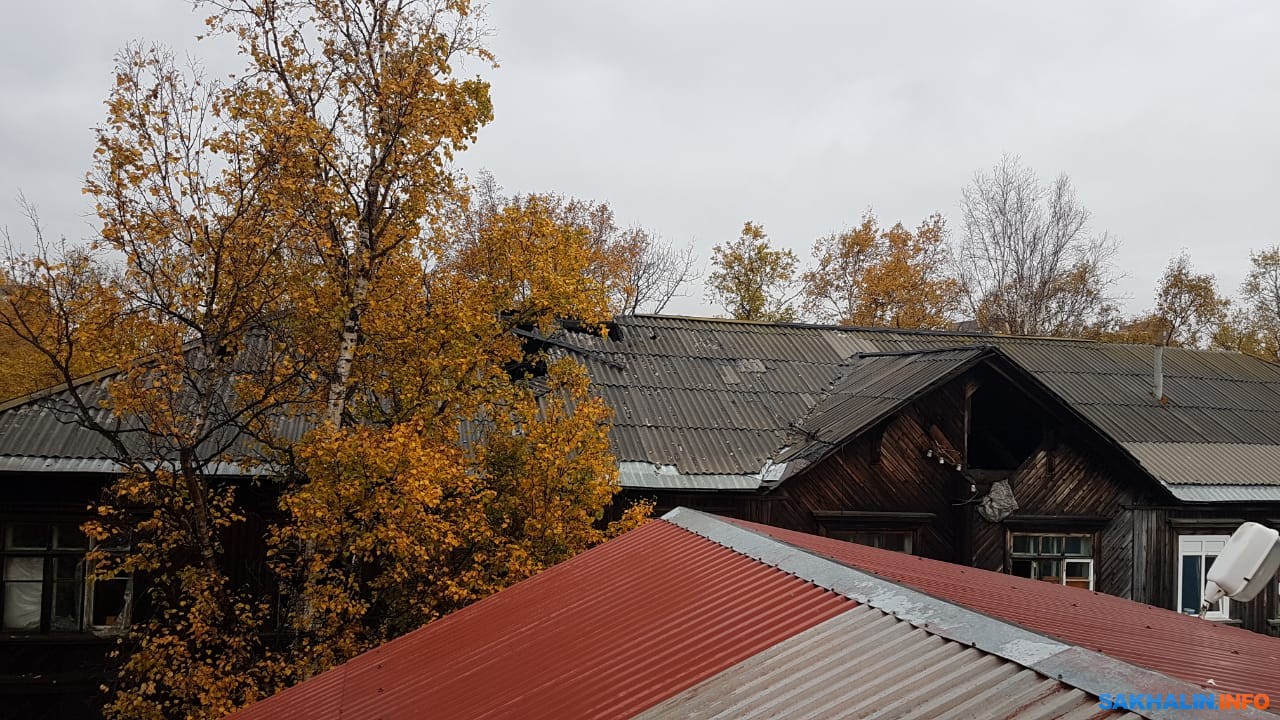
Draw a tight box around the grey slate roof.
[0,371,311,474]
[548,315,1280,498]
[6,314,1280,502]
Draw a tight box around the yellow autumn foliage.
[0,2,646,718]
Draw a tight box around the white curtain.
[3,557,43,630]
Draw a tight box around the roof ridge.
[662,508,1272,720]
[616,316,1280,363]
[853,345,996,358]
[619,314,1103,343]
[0,365,123,413]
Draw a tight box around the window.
[1009,533,1094,589]
[0,521,131,633]
[813,512,929,556]
[839,530,913,554]
[1177,535,1229,620]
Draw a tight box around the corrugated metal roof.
[226,520,852,720]
[0,456,266,475]
[1124,442,1280,486]
[232,509,1258,720]
[0,370,311,473]
[636,606,1140,720]
[617,462,760,490]
[727,515,1280,702]
[1165,484,1280,502]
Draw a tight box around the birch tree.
[2,2,645,717]
[1235,246,1280,359]
[0,44,305,718]
[956,155,1118,336]
[1152,252,1229,347]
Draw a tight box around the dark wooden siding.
[744,363,1280,633]
[968,439,1141,599]
[1132,506,1280,636]
[766,382,970,563]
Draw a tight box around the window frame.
[1176,534,1230,621]
[1007,531,1096,590]
[1,520,132,635]
[813,511,931,556]
[825,528,915,554]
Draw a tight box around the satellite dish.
[1201,522,1280,616]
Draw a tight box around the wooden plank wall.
[767,384,970,563]
[1133,505,1280,636]
[968,439,1141,599]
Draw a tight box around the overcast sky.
[2,1,1278,317]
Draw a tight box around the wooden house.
[542,316,1280,635]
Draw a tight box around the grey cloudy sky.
[2,1,1278,317]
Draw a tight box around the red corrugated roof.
[729,517,1280,700]
[228,520,850,720]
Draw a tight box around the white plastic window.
[1178,535,1229,620]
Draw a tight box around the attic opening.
[967,382,1042,471]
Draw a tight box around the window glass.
[1064,560,1092,589]
[848,531,912,554]
[51,580,83,632]
[1008,533,1095,590]
[1180,554,1203,615]
[54,557,82,581]
[1039,536,1061,555]
[2,556,43,630]
[829,529,914,555]
[1,521,131,633]
[1178,535,1229,619]
[5,525,50,550]
[53,524,88,550]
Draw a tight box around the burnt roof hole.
[968,383,1042,471]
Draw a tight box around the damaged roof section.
[547,316,1280,499]
[770,347,994,482]
[6,314,1280,500]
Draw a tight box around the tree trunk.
[178,450,221,575]
[324,258,371,428]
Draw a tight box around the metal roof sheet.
[232,509,1260,720]
[727,516,1280,702]
[770,348,991,480]
[617,462,760,491]
[0,370,311,472]
[636,605,1140,720]
[9,315,1280,496]
[570,317,1280,488]
[1124,442,1280,486]
[1165,484,1280,502]
[226,520,852,720]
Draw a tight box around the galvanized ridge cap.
[0,455,275,476]
[661,507,1265,720]
[662,508,1069,663]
